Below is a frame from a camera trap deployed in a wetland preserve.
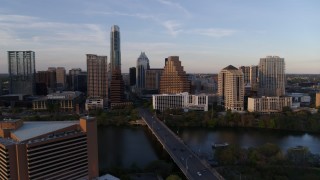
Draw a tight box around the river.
[98,126,320,170]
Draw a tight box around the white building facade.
[287,93,311,108]
[85,97,104,111]
[153,92,208,112]
[248,96,292,114]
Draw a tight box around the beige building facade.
[56,67,66,89]
[87,54,108,98]
[316,92,320,108]
[218,65,244,111]
[0,117,99,180]
[248,96,292,114]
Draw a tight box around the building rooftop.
[12,121,78,142]
[98,174,120,180]
[223,65,238,70]
[0,138,17,147]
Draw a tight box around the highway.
[139,108,224,180]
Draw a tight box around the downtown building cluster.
[218,56,293,114]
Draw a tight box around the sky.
[0,0,319,74]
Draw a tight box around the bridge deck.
[139,108,224,180]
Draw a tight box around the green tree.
[166,174,182,180]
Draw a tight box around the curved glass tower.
[110,25,121,73]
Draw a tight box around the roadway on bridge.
[139,108,223,180]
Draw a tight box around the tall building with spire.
[136,52,150,89]
[218,65,244,111]
[258,56,285,97]
[160,56,190,94]
[109,25,126,107]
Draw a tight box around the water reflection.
[179,128,320,156]
[98,126,159,171]
[98,126,320,172]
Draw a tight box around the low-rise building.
[0,117,99,179]
[32,91,84,113]
[248,96,292,114]
[153,92,208,112]
[287,93,311,108]
[85,97,105,111]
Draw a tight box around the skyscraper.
[87,54,108,98]
[56,67,66,90]
[239,65,259,92]
[110,68,125,104]
[136,52,150,89]
[110,25,121,73]
[68,68,87,93]
[218,65,244,111]
[8,51,36,95]
[146,68,163,91]
[160,56,190,94]
[109,25,126,107]
[129,67,136,86]
[258,56,285,97]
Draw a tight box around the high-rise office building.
[239,65,258,90]
[250,65,259,92]
[146,68,163,91]
[0,117,99,179]
[87,54,108,98]
[68,69,87,93]
[110,68,125,104]
[8,51,36,95]
[160,56,190,94]
[110,25,121,73]
[136,52,150,89]
[258,56,285,97]
[109,25,126,106]
[36,70,57,95]
[56,67,66,90]
[218,65,244,111]
[239,66,250,85]
[129,67,136,86]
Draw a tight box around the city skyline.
[0,0,319,74]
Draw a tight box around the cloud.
[156,0,191,17]
[0,14,39,22]
[162,20,182,36]
[188,28,237,38]
[87,10,185,37]
[85,10,158,21]
[0,14,110,72]
[0,14,107,46]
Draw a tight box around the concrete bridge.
[139,108,224,180]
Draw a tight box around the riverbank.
[213,142,320,179]
[161,108,320,134]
